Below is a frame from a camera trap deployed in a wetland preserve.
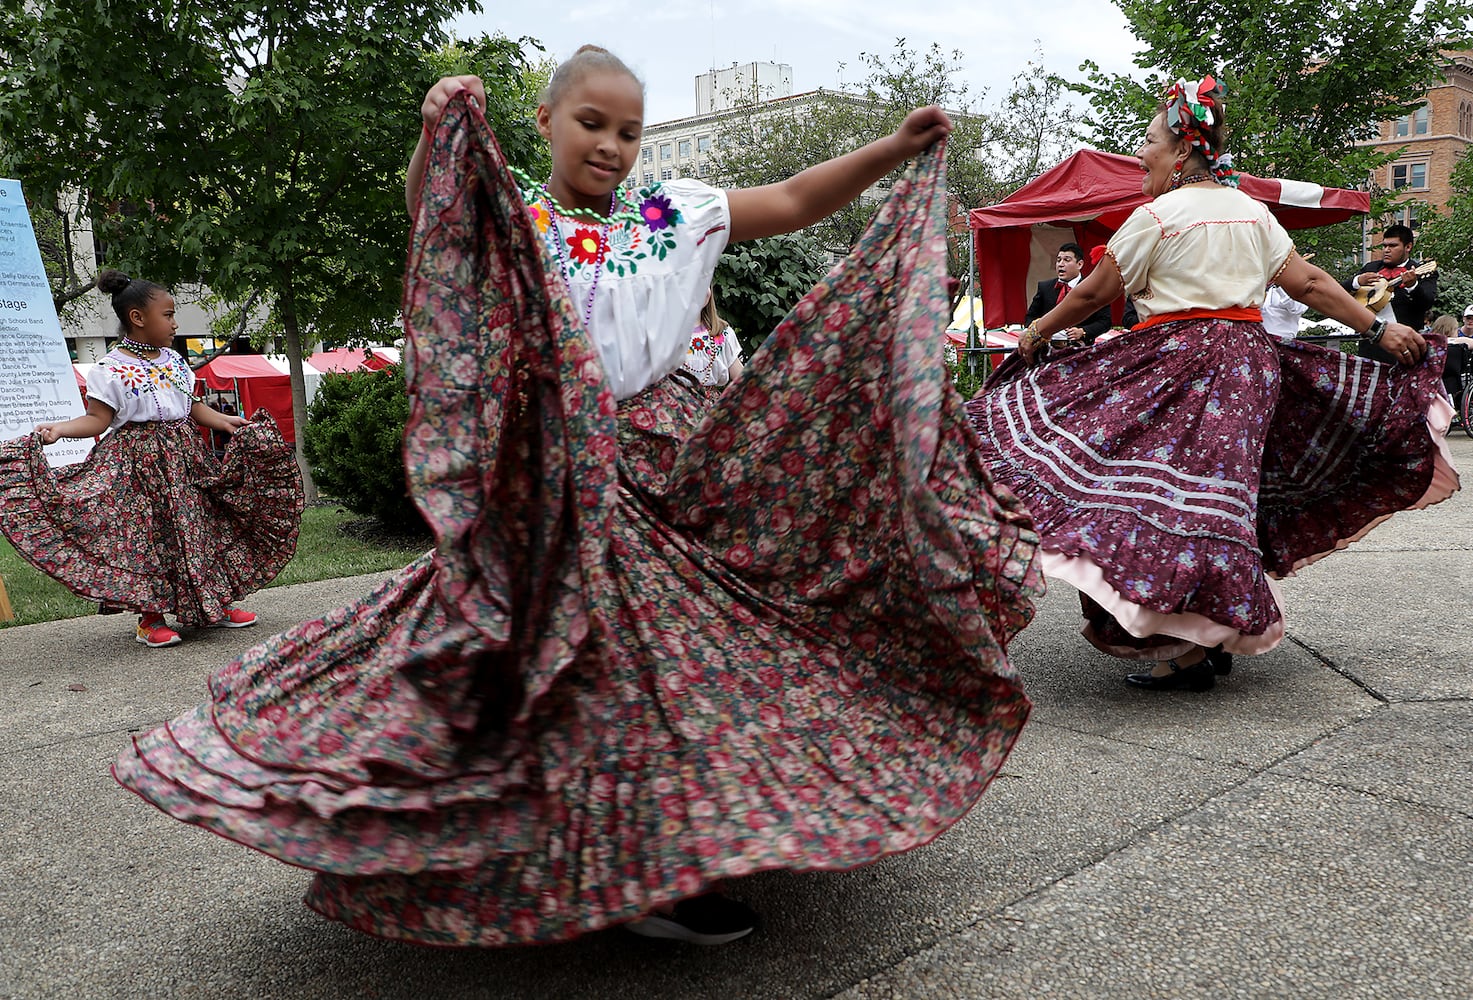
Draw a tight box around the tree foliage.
[0,2,547,497]
[1419,147,1473,283]
[712,232,831,357]
[706,40,1077,286]
[1065,0,1472,261]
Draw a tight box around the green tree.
[1065,0,1471,261]
[0,3,547,499]
[1419,147,1473,282]
[706,39,1064,297]
[712,232,831,357]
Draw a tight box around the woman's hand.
[422,75,486,130]
[219,414,250,434]
[1017,323,1048,365]
[891,106,953,158]
[34,424,61,445]
[1380,322,1427,366]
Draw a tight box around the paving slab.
[837,775,1473,1000]
[1269,700,1473,817]
[0,572,398,755]
[0,717,1248,999]
[1007,587,1382,769]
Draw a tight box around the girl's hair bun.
[97,268,133,296]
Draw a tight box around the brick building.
[1359,49,1473,233]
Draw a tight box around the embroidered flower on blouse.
[567,226,604,265]
[527,202,551,234]
[638,193,682,232]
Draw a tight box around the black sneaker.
[626,892,759,945]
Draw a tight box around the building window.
[1396,105,1430,137]
[642,172,654,186]
[678,139,692,158]
[698,162,710,177]
[697,135,712,153]
[660,168,673,181]
[659,143,672,160]
[1391,162,1427,189]
[641,147,653,164]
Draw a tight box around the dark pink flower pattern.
[112,95,1043,947]
[0,413,302,625]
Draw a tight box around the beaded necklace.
[117,334,159,355]
[542,186,616,329]
[1170,171,1218,191]
[114,344,197,418]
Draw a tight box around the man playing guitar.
[1343,224,1438,365]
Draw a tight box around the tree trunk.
[276,279,318,503]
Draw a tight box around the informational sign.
[0,178,90,466]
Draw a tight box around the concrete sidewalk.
[2,438,1470,1000]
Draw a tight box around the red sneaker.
[136,616,182,648]
[210,607,257,628]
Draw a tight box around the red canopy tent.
[310,348,374,373]
[969,149,1370,330]
[195,355,301,442]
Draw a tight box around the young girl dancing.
[0,270,304,646]
[115,47,1042,947]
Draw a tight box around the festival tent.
[194,354,324,443]
[969,149,1371,330]
[309,346,401,372]
[368,346,400,368]
[309,348,376,373]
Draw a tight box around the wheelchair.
[1450,340,1473,440]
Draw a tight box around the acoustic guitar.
[1354,261,1437,314]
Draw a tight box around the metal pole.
[966,225,980,378]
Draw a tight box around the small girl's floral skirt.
[0,412,303,625]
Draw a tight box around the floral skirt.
[111,98,1043,947]
[0,414,304,625]
[967,320,1458,660]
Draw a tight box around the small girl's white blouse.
[86,348,195,430]
[527,178,731,400]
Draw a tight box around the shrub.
[713,231,830,357]
[301,363,424,531]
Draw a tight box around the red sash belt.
[1132,306,1263,331]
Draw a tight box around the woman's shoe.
[1125,656,1215,692]
[1205,643,1233,676]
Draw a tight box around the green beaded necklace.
[510,165,646,226]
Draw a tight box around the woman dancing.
[967,76,1457,691]
[114,47,1042,947]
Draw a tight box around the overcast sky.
[451,1,1143,125]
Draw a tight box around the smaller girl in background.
[682,288,744,389]
[0,269,304,646]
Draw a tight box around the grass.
[0,505,426,628]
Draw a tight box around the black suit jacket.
[1342,259,1437,363]
[1024,278,1112,343]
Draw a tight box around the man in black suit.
[1343,224,1437,365]
[1025,243,1112,344]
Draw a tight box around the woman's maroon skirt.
[967,319,1457,659]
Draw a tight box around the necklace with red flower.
[542,186,618,329]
